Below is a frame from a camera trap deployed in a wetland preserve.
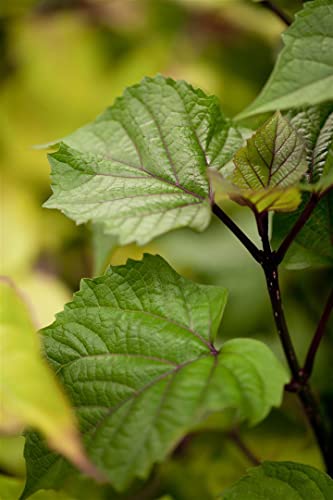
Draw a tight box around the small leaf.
[238,0,333,118]
[221,461,333,499]
[0,278,103,485]
[23,255,288,497]
[44,75,243,245]
[210,112,307,212]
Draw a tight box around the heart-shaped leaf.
[44,75,243,245]
[22,255,287,498]
[221,461,333,499]
[238,0,333,118]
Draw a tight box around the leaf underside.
[22,255,287,498]
[238,0,333,118]
[44,75,243,245]
[288,105,333,190]
[273,105,333,268]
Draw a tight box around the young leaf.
[221,461,333,499]
[210,112,307,212]
[238,0,333,118]
[23,255,288,497]
[44,75,243,245]
[0,278,102,482]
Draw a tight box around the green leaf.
[272,105,333,268]
[210,112,307,212]
[23,255,288,497]
[44,75,243,245]
[221,461,333,499]
[238,0,333,118]
[0,278,102,482]
[232,112,307,190]
[316,118,333,191]
[288,104,333,191]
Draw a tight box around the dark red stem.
[228,429,261,466]
[212,203,262,263]
[276,186,332,264]
[302,288,333,381]
[213,202,333,475]
[261,1,292,26]
[276,193,319,264]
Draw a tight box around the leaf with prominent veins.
[272,105,333,268]
[22,255,287,497]
[288,104,333,191]
[210,112,307,213]
[238,0,333,118]
[44,75,243,245]
[316,113,333,190]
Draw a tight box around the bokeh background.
[1,1,332,499]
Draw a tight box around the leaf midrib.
[51,352,178,377]
[53,303,214,364]
[60,147,208,203]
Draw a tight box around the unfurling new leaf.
[23,255,287,498]
[210,112,307,213]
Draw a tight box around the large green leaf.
[272,105,333,268]
[238,0,333,118]
[44,75,243,245]
[22,255,287,498]
[221,461,333,499]
[210,112,307,212]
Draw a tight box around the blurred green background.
[1,0,332,499]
